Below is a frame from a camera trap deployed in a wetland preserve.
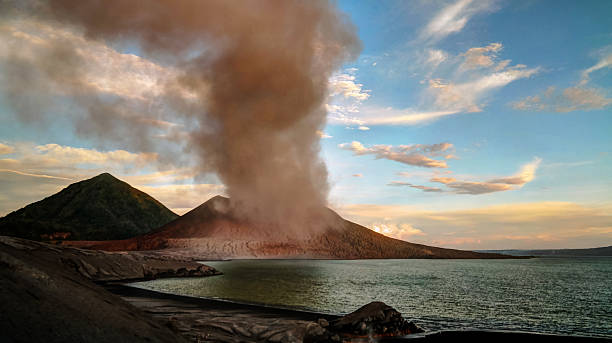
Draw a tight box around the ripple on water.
[132,257,612,338]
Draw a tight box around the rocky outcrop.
[0,235,221,343]
[0,236,219,282]
[303,302,423,342]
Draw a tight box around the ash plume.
[0,0,360,231]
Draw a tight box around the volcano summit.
[90,195,514,260]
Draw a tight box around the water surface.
[132,258,612,337]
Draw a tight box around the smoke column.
[0,1,360,231]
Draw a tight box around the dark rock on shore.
[304,302,423,342]
[0,236,219,343]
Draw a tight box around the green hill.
[0,173,178,241]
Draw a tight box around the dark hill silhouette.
[90,196,517,259]
[0,173,178,241]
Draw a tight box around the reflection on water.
[132,258,612,337]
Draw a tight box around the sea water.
[132,258,612,337]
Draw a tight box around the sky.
[1,0,611,249]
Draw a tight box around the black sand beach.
[2,236,610,343]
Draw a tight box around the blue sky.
[0,0,611,249]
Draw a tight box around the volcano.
[90,196,514,259]
[0,173,178,241]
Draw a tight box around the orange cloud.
[339,141,451,168]
[336,201,612,249]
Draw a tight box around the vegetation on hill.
[0,173,178,241]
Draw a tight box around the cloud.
[513,86,611,112]
[0,141,211,215]
[34,144,157,166]
[0,19,185,101]
[0,143,14,155]
[326,68,372,127]
[371,223,426,241]
[356,106,459,126]
[429,176,456,184]
[328,43,534,127]
[0,18,194,169]
[357,126,370,131]
[0,169,73,181]
[395,157,541,195]
[461,42,502,70]
[580,52,612,86]
[388,181,443,192]
[420,0,496,42]
[425,49,448,68]
[513,51,612,113]
[352,173,363,178]
[488,157,541,184]
[316,130,333,139]
[336,201,612,249]
[444,181,512,194]
[430,63,539,112]
[328,72,371,101]
[339,141,452,168]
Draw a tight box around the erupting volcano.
[90,195,512,259]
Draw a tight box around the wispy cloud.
[339,141,453,168]
[580,52,612,86]
[392,157,541,195]
[425,49,449,68]
[513,52,612,113]
[429,59,539,113]
[513,86,612,112]
[0,169,73,181]
[388,181,444,192]
[358,106,459,126]
[420,0,496,43]
[340,42,537,127]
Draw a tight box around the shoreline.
[111,282,612,342]
[2,236,610,342]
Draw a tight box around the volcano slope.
[0,173,178,241]
[88,196,515,259]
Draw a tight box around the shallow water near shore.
[132,258,612,338]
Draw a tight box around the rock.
[0,236,190,343]
[329,301,423,339]
[232,324,252,337]
[0,236,220,282]
[250,324,268,337]
[268,332,285,343]
[317,318,329,328]
[304,322,328,342]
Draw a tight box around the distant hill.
[481,246,612,257]
[0,173,178,241]
[89,195,519,259]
